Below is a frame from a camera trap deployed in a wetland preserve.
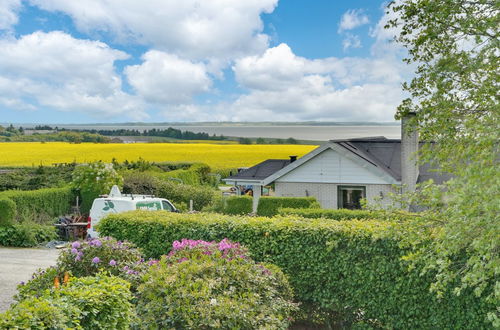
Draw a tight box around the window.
[161,200,174,211]
[337,186,366,209]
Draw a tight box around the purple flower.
[93,240,102,247]
[177,257,189,263]
[147,259,159,266]
[71,248,78,255]
[75,255,82,262]
[91,257,100,264]
[109,259,117,266]
[19,281,25,286]
[71,241,81,249]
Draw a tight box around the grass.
[0,142,317,169]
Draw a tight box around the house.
[224,114,448,212]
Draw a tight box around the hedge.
[0,197,16,225]
[156,181,216,211]
[0,223,57,247]
[256,196,319,217]
[152,163,211,186]
[0,187,74,224]
[223,196,253,215]
[98,211,493,328]
[278,207,411,221]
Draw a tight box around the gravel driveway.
[0,247,60,312]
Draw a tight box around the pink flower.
[177,257,189,263]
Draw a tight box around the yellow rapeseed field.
[0,142,317,169]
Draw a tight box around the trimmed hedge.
[257,196,319,217]
[223,196,253,215]
[156,181,216,211]
[0,197,16,225]
[278,207,401,221]
[99,211,493,328]
[0,187,74,223]
[0,223,57,247]
[152,163,211,186]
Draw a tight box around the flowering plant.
[136,238,297,329]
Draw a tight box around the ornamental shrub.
[0,186,74,224]
[0,223,57,247]
[99,211,494,328]
[223,195,253,215]
[58,274,135,330]
[136,239,297,329]
[0,296,81,330]
[257,196,319,217]
[57,237,143,279]
[0,197,16,225]
[15,267,66,301]
[156,180,216,211]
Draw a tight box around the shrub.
[0,197,16,225]
[15,267,65,301]
[223,195,253,215]
[122,171,159,195]
[156,180,216,211]
[99,211,494,328]
[257,196,319,217]
[57,237,143,279]
[136,239,297,329]
[0,296,81,329]
[0,223,57,247]
[0,187,74,224]
[278,208,391,220]
[58,274,135,330]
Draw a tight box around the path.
[0,247,59,312]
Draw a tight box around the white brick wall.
[275,182,399,209]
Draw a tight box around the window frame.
[337,185,366,209]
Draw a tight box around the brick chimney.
[401,112,418,194]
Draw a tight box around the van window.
[162,201,174,211]
[136,201,161,211]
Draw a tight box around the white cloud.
[225,43,409,122]
[29,0,278,62]
[0,31,146,119]
[0,0,21,30]
[338,9,369,33]
[342,34,362,51]
[125,51,211,104]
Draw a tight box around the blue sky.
[0,0,410,124]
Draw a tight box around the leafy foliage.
[278,207,411,221]
[98,211,494,328]
[0,223,57,247]
[156,180,216,211]
[387,0,499,323]
[0,197,16,225]
[136,239,297,329]
[72,161,123,213]
[0,165,75,191]
[0,186,74,224]
[257,196,319,217]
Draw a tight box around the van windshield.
[162,201,174,211]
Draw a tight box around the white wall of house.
[276,148,392,185]
[275,182,398,209]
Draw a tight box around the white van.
[87,186,177,238]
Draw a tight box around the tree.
[387,0,499,325]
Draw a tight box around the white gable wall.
[275,148,391,185]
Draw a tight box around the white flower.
[210,298,217,305]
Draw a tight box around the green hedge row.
[152,163,211,186]
[224,196,253,215]
[257,196,319,216]
[278,207,410,221]
[0,187,74,224]
[0,223,57,247]
[156,181,216,211]
[98,211,493,328]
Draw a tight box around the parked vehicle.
[87,185,177,238]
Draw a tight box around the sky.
[0,0,411,124]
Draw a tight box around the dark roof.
[225,159,292,181]
[225,137,449,184]
[331,137,448,183]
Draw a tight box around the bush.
[0,296,81,329]
[0,223,57,247]
[257,196,319,217]
[99,211,494,328]
[122,171,159,195]
[136,238,297,329]
[223,196,253,215]
[0,197,16,225]
[278,208,394,220]
[58,237,143,279]
[0,187,74,223]
[156,180,216,211]
[58,274,135,329]
[15,267,65,301]
[152,163,211,186]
